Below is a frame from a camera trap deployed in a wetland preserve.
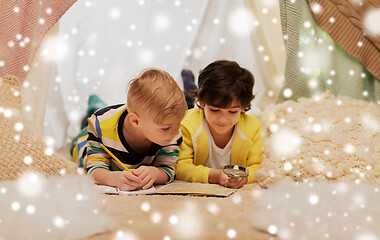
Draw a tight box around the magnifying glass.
[223,165,249,178]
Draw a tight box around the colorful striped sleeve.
[84,115,111,174]
[153,132,183,183]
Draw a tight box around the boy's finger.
[236,181,245,189]
[119,182,140,191]
[122,170,141,182]
[122,178,142,188]
[139,174,151,187]
[227,177,239,183]
[142,179,155,190]
[235,178,247,189]
[227,179,243,189]
[131,168,144,177]
[131,168,141,175]
[133,166,149,175]
[224,179,231,188]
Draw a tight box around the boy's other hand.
[115,170,142,191]
[216,169,230,187]
[224,176,248,189]
[133,166,168,190]
[213,170,248,189]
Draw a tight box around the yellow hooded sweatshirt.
[176,108,263,183]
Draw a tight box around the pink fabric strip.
[0,0,77,83]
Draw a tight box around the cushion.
[0,74,77,181]
[255,91,380,188]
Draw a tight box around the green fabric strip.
[89,145,105,152]
[157,149,179,156]
[277,0,380,104]
[88,166,109,174]
[159,167,174,182]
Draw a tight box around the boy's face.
[202,99,242,136]
[139,116,182,146]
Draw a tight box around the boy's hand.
[132,166,168,190]
[211,170,248,189]
[215,169,230,187]
[115,170,142,191]
[224,176,248,189]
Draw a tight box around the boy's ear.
[128,112,140,126]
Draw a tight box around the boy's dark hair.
[192,60,255,112]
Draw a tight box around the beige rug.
[83,181,274,240]
[0,174,113,240]
[252,180,380,240]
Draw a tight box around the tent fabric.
[44,0,285,150]
[246,0,286,113]
[307,0,380,81]
[277,0,380,104]
[0,0,77,82]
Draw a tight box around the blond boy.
[71,69,187,191]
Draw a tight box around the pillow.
[0,75,77,181]
[255,91,380,188]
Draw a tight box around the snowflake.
[309,194,319,205]
[283,88,293,98]
[169,215,178,225]
[268,225,278,234]
[140,202,150,212]
[227,229,236,238]
[150,212,162,223]
[153,13,170,32]
[206,202,220,215]
[363,9,380,36]
[311,3,322,14]
[228,8,254,37]
[26,204,36,215]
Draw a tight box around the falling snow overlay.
[252,181,380,240]
[306,0,380,81]
[0,75,77,181]
[257,91,380,188]
[278,0,380,104]
[82,182,272,240]
[1,0,379,239]
[0,174,113,240]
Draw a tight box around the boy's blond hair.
[127,68,187,125]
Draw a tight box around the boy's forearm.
[154,167,170,184]
[208,169,221,184]
[91,168,118,186]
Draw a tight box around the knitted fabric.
[307,0,380,81]
[277,0,380,104]
[0,75,77,181]
[0,75,22,110]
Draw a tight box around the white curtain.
[44,0,285,152]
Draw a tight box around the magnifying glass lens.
[224,169,248,177]
[223,165,249,178]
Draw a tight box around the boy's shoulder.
[237,113,262,135]
[89,104,128,128]
[239,112,261,124]
[181,108,204,125]
[92,103,126,117]
[186,108,203,117]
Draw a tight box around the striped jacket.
[72,104,181,183]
